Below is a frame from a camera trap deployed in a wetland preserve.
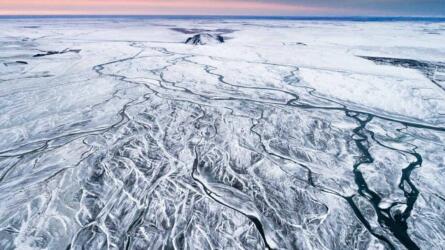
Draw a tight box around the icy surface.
[0,18,445,250]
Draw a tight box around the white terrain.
[0,17,444,250]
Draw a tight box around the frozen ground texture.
[0,18,445,250]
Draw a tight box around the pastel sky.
[0,0,444,16]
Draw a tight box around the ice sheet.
[0,18,444,250]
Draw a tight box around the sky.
[0,0,444,16]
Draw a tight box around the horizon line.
[0,14,444,18]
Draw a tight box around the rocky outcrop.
[185,33,224,45]
[33,48,81,57]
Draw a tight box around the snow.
[0,17,444,250]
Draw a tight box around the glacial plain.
[0,17,444,250]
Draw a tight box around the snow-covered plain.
[0,17,444,250]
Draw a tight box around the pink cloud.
[0,0,333,15]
